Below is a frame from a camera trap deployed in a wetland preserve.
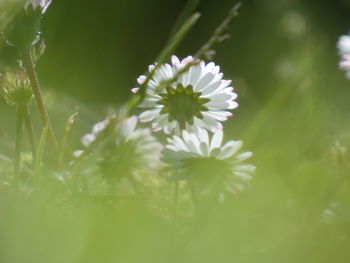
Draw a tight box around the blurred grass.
[1,0,350,262]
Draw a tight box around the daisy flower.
[337,33,350,79]
[162,128,255,197]
[136,55,238,134]
[75,115,161,181]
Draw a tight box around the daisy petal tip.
[131,87,139,94]
[171,55,180,66]
[137,75,147,85]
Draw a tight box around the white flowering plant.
[1,1,350,262]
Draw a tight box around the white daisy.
[136,55,238,134]
[337,33,350,79]
[75,115,161,181]
[162,128,255,196]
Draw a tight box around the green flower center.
[184,157,232,182]
[157,84,209,129]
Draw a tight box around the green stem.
[195,2,241,59]
[168,0,201,41]
[174,181,179,229]
[34,127,48,185]
[21,49,58,153]
[14,105,24,188]
[22,103,37,160]
[189,182,198,214]
[127,13,201,111]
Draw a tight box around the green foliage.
[1,0,350,263]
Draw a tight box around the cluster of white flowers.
[137,55,254,198]
[77,55,255,200]
[337,33,350,79]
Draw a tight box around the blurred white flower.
[25,0,52,13]
[136,55,238,134]
[162,128,255,196]
[81,118,110,148]
[338,35,350,55]
[76,115,161,180]
[281,10,307,38]
[337,33,350,79]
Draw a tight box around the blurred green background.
[1,0,350,262]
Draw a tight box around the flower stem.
[22,103,37,160]
[21,49,58,153]
[14,105,24,188]
[34,127,48,185]
[195,2,241,60]
[174,181,179,229]
[189,183,198,214]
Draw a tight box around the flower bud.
[0,69,33,106]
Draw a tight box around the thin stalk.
[127,12,201,111]
[69,115,118,169]
[21,49,58,153]
[189,182,198,214]
[34,127,48,185]
[57,112,78,169]
[173,181,179,229]
[168,0,201,41]
[22,103,37,160]
[14,105,24,188]
[195,2,241,60]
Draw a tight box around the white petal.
[234,164,256,173]
[173,135,188,151]
[194,72,215,92]
[188,65,202,87]
[199,142,209,156]
[139,108,161,122]
[171,55,181,68]
[202,112,222,131]
[201,80,222,95]
[209,91,235,101]
[235,151,253,162]
[120,116,138,139]
[198,128,209,145]
[210,129,223,150]
[73,150,84,158]
[131,87,139,93]
[217,140,243,159]
[164,121,176,134]
[137,75,147,85]
[81,134,95,147]
[338,35,350,54]
[149,64,156,72]
[234,171,253,181]
[92,119,108,135]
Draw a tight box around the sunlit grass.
[1,1,350,263]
